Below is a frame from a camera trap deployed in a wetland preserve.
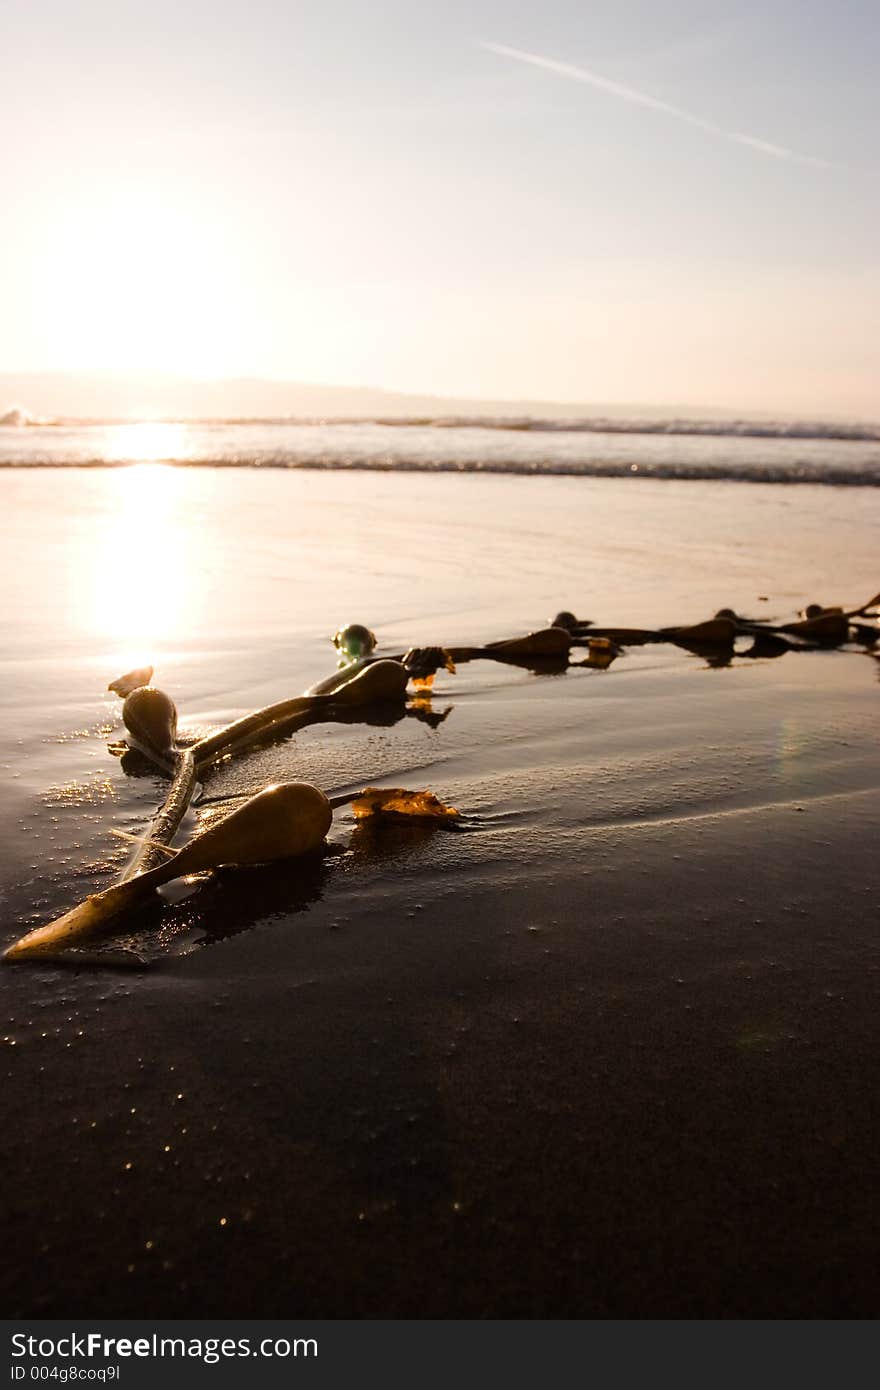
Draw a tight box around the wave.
[3,456,878,485]
[5,412,880,443]
[0,406,40,427]
[2,415,877,485]
[364,415,880,443]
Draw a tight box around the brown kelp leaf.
[485,626,572,657]
[661,618,736,645]
[108,665,154,697]
[585,637,618,668]
[402,647,457,681]
[780,612,848,645]
[351,787,460,821]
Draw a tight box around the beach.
[1,464,879,1317]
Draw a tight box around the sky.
[2,0,878,414]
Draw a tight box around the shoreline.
[2,460,880,486]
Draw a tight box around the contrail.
[480,40,834,169]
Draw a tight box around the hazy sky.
[2,0,878,413]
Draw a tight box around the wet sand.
[1,467,879,1317]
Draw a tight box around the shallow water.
[2,467,879,1315]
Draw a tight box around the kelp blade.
[4,877,154,961]
[351,787,460,822]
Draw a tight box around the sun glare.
[81,463,207,673]
[36,181,235,376]
[103,422,189,464]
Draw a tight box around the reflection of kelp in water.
[737,632,791,660]
[182,798,463,951]
[560,592,879,662]
[37,809,463,967]
[32,848,334,968]
[153,846,335,957]
[346,818,461,869]
[112,696,453,779]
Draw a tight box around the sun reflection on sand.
[83,463,205,672]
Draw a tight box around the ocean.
[1,414,879,483]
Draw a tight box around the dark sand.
[1,468,879,1317]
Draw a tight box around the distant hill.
[0,371,743,423]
